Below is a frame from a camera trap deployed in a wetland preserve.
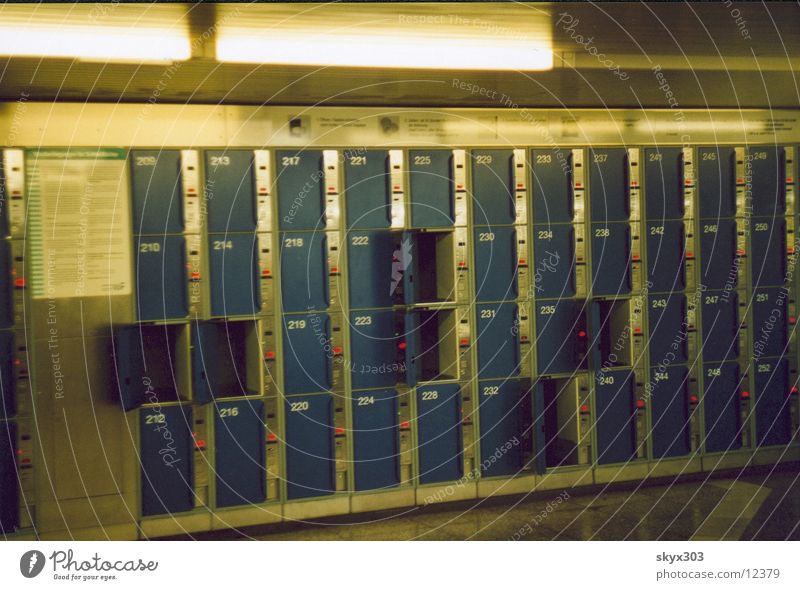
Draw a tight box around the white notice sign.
[27,148,132,299]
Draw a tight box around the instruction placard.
[27,148,132,299]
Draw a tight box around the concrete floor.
[169,465,800,541]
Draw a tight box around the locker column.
[277,149,342,500]
[695,146,747,461]
[406,149,472,493]
[0,149,32,534]
[642,147,699,469]
[587,148,644,474]
[194,149,274,512]
[120,149,201,520]
[342,149,407,496]
[530,148,590,475]
[470,148,531,482]
[744,146,796,454]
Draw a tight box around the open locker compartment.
[193,320,261,403]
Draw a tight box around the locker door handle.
[567,151,575,219]
[510,228,519,298]
[448,154,456,224]
[678,150,686,216]
[507,154,516,221]
[324,315,333,389]
[623,151,631,218]
[384,154,392,227]
[252,234,262,312]
[322,234,330,307]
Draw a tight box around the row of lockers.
[124,146,791,234]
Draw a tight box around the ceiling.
[0,2,798,108]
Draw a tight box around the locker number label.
[421,390,438,401]
[219,407,239,418]
[287,319,307,330]
[290,401,310,412]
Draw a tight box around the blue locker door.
[0,420,18,533]
[140,405,194,516]
[644,148,684,220]
[536,300,582,375]
[751,287,788,358]
[0,240,12,328]
[276,150,325,230]
[417,383,463,484]
[283,313,331,395]
[115,326,180,411]
[279,231,328,312]
[344,150,391,229]
[134,234,188,322]
[650,366,691,459]
[703,362,742,453]
[347,230,395,309]
[205,150,257,233]
[350,310,400,389]
[471,150,515,226]
[352,389,399,491]
[591,222,631,296]
[215,399,266,507]
[474,226,518,301]
[698,147,736,218]
[130,150,183,234]
[595,369,636,465]
[531,148,573,223]
[0,332,13,419]
[478,380,524,477]
[700,291,739,362]
[754,359,791,447]
[648,294,688,365]
[699,218,737,290]
[209,233,260,317]
[749,147,785,217]
[531,383,547,474]
[285,394,335,499]
[589,148,629,222]
[646,221,685,292]
[476,302,519,379]
[533,225,575,298]
[409,150,454,228]
[749,217,786,286]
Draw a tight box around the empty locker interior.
[0,1,799,541]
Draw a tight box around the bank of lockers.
[7,125,800,540]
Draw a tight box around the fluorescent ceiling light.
[0,23,191,63]
[216,31,552,71]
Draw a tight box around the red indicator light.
[14,278,25,288]
[262,269,271,276]
[737,178,744,184]
[686,251,694,258]
[787,177,794,183]
[577,330,586,338]
[632,254,640,261]
[196,439,206,449]
[636,400,645,409]
[458,261,466,267]
[789,316,796,325]
[737,249,746,256]
[634,327,642,334]
[333,346,343,355]
[575,182,583,188]
[685,180,692,185]
[741,391,750,399]
[400,421,410,429]
[579,404,589,413]
[398,342,407,350]
[265,351,276,360]
[789,248,796,254]
[690,395,699,403]
[330,267,339,273]
[328,186,335,192]
[791,387,799,395]
[631,181,638,187]
[393,185,401,191]
[456,184,464,190]
[16,449,23,455]
[460,338,469,346]
[516,183,525,190]
[519,258,526,265]
[190,272,201,280]
[335,427,345,436]
[267,433,278,442]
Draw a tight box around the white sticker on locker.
[26,148,132,299]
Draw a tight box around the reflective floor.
[169,465,800,541]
